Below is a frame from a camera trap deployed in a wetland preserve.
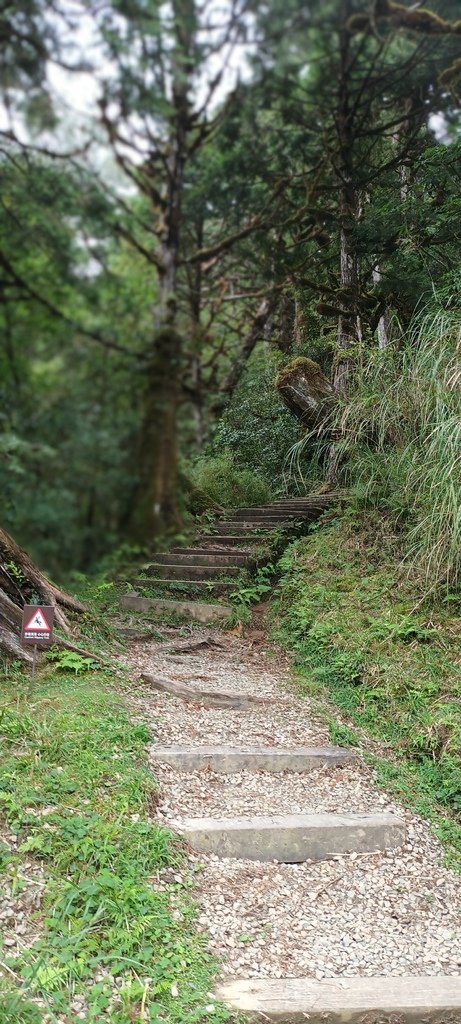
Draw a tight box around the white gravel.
[0,830,46,954]
[152,763,397,820]
[123,630,461,980]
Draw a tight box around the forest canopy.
[1,0,461,581]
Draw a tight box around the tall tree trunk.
[128,0,194,544]
[372,267,391,349]
[128,328,183,544]
[328,0,360,483]
[214,294,278,412]
[332,1,360,397]
[188,214,206,449]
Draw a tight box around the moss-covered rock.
[276,357,335,429]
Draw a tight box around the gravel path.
[124,630,461,980]
[0,829,46,955]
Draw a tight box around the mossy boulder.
[276,357,335,430]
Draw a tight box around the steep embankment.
[271,508,461,864]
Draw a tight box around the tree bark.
[128,328,183,544]
[328,0,360,484]
[0,526,86,663]
[128,1,195,543]
[214,295,278,412]
[372,266,391,349]
[333,1,361,398]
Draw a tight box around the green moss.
[350,1,458,36]
[0,671,230,1023]
[271,510,461,865]
[276,357,331,395]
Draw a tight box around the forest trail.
[121,621,461,1023]
[120,494,342,623]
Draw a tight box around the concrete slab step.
[120,594,231,623]
[224,516,296,524]
[141,563,243,580]
[233,509,314,519]
[171,545,253,557]
[179,812,405,862]
[216,976,461,1023]
[213,522,290,534]
[235,495,342,514]
[150,552,254,567]
[197,535,265,547]
[131,579,237,596]
[150,744,356,773]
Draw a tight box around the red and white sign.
[21,605,55,644]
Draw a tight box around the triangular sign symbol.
[25,609,51,632]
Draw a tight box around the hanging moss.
[349,0,460,36]
[316,301,344,318]
[440,57,461,89]
[347,13,372,33]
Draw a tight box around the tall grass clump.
[333,300,461,590]
[187,451,271,511]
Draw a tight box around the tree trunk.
[128,1,194,544]
[332,4,361,397]
[372,267,391,349]
[128,328,183,544]
[214,295,278,412]
[329,0,360,482]
[0,526,86,663]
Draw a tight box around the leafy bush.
[209,348,304,492]
[187,451,271,510]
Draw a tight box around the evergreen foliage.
[1,0,461,577]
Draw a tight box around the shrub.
[187,452,271,511]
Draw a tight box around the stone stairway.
[121,493,461,1020]
[123,634,461,1019]
[121,492,341,623]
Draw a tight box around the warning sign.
[21,605,55,644]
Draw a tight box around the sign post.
[21,605,55,680]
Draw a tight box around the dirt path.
[123,627,461,982]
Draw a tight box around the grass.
[334,301,461,591]
[0,667,230,1023]
[271,510,461,867]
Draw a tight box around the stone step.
[140,563,243,581]
[224,515,296,523]
[171,545,253,557]
[213,521,290,534]
[150,744,355,773]
[216,976,461,1023]
[268,501,331,508]
[270,492,343,503]
[120,594,231,623]
[131,579,237,597]
[233,508,315,519]
[235,494,342,514]
[179,812,405,862]
[197,534,265,547]
[150,552,254,567]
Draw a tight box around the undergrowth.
[0,670,228,1023]
[271,510,461,866]
[287,300,461,591]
